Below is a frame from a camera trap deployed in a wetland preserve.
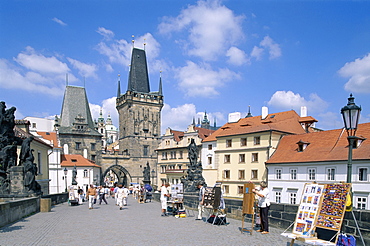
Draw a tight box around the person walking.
[116,184,128,210]
[122,185,129,206]
[98,185,108,205]
[86,184,97,209]
[77,186,84,205]
[196,181,206,220]
[252,181,270,234]
[160,183,170,216]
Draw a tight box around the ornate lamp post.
[63,167,68,192]
[341,94,361,184]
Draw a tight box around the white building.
[266,122,370,210]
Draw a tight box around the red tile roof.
[171,130,184,142]
[61,154,100,168]
[203,110,315,142]
[266,122,370,164]
[37,131,60,148]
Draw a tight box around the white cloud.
[338,53,370,94]
[250,46,264,61]
[226,47,249,66]
[251,36,281,61]
[0,58,65,96]
[158,0,245,61]
[14,46,70,74]
[67,57,98,79]
[52,17,67,26]
[175,61,240,98]
[96,27,114,40]
[267,91,328,114]
[316,111,343,130]
[161,103,197,133]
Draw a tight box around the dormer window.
[297,140,310,152]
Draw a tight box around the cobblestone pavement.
[0,196,305,246]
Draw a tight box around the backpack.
[336,234,356,246]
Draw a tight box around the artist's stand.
[241,207,255,234]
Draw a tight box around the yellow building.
[202,108,317,198]
[156,125,214,187]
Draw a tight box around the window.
[226,139,232,148]
[75,142,81,150]
[178,165,182,170]
[160,165,166,173]
[356,197,367,210]
[290,192,297,204]
[251,170,258,180]
[208,144,212,150]
[83,169,88,178]
[224,154,231,163]
[275,191,281,203]
[223,185,230,194]
[32,123,36,128]
[290,169,297,180]
[252,153,258,162]
[224,170,230,179]
[100,129,104,134]
[91,143,96,151]
[37,152,42,175]
[143,146,149,156]
[165,140,170,146]
[254,136,261,145]
[238,170,245,180]
[327,168,335,181]
[208,156,212,165]
[238,186,244,194]
[162,152,167,160]
[170,151,176,159]
[308,168,316,181]
[241,138,247,147]
[179,151,183,159]
[239,154,245,163]
[359,168,368,181]
[91,155,96,161]
[276,169,282,180]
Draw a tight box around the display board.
[169,183,184,202]
[242,183,256,215]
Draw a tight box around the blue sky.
[1,0,370,133]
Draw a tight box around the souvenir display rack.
[282,183,351,246]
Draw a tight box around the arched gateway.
[102,165,132,187]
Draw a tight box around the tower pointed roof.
[127,48,150,93]
[158,73,163,96]
[59,85,99,135]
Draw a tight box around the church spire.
[117,74,121,98]
[245,105,253,118]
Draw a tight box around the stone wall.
[153,193,370,246]
[41,192,68,205]
[0,197,39,228]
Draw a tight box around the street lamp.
[341,94,361,184]
[151,169,155,186]
[63,167,68,192]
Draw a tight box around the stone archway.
[101,165,131,187]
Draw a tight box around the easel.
[241,183,255,234]
[205,186,227,225]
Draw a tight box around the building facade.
[156,125,214,186]
[202,108,318,198]
[266,122,370,210]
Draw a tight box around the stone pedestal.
[143,180,151,185]
[9,166,26,195]
[40,198,51,212]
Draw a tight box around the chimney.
[262,106,268,119]
[301,106,307,117]
[228,112,241,123]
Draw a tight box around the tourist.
[77,186,84,204]
[160,183,170,216]
[196,181,206,220]
[116,184,129,210]
[98,185,108,205]
[86,184,97,209]
[252,181,270,234]
[113,184,119,205]
[122,185,129,206]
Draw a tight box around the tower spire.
[245,105,253,118]
[132,35,135,48]
[117,73,121,98]
[158,70,163,96]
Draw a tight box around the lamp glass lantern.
[341,94,361,137]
